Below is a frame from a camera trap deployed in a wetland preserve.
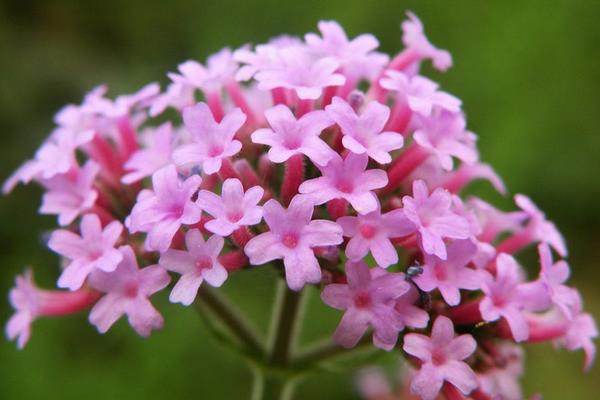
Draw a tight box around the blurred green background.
[1,0,598,398]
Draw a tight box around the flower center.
[195,256,213,272]
[359,224,377,239]
[434,264,447,281]
[171,204,184,218]
[208,144,224,157]
[336,181,354,194]
[284,137,302,150]
[123,281,139,298]
[432,349,447,366]
[353,291,372,309]
[227,211,243,223]
[282,233,299,248]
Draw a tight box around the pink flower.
[380,70,461,116]
[159,230,228,306]
[325,97,404,164]
[515,194,567,257]
[39,160,100,226]
[122,122,176,184]
[403,316,478,400]
[6,270,99,348]
[401,11,452,71]
[393,285,430,330]
[126,165,202,252]
[320,261,410,350]
[402,180,471,259]
[3,128,93,193]
[305,20,388,80]
[413,239,483,306]
[477,344,524,400]
[149,82,196,117]
[412,111,478,171]
[48,214,124,291]
[89,245,170,336]
[244,195,343,291]
[467,197,527,242]
[479,253,551,342]
[557,292,598,370]
[251,105,335,165]
[537,243,577,318]
[337,206,415,268]
[234,43,285,82]
[254,47,345,100]
[168,49,238,94]
[299,153,388,214]
[5,270,41,349]
[173,103,246,174]
[197,178,264,236]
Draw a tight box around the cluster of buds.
[3,12,596,400]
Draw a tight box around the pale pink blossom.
[251,105,334,165]
[149,81,196,117]
[413,239,482,306]
[515,194,567,257]
[321,260,410,350]
[89,245,170,336]
[412,111,478,171]
[337,206,414,268]
[537,243,577,318]
[402,180,471,259]
[299,153,388,214]
[325,97,404,164]
[126,165,202,252]
[39,160,100,226]
[168,49,238,93]
[159,230,227,306]
[403,316,477,400]
[48,214,123,291]
[122,122,176,184]
[197,178,264,236]
[380,70,461,116]
[479,253,551,342]
[305,20,388,80]
[253,47,345,100]
[401,11,452,71]
[244,195,343,290]
[173,103,246,174]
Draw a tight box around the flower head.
[401,11,452,71]
[49,214,124,291]
[404,316,477,399]
[244,195,343,290]
[126,165,202,252]
[39,160,100,226]
[337,206,414,268]
[413,239,483,306]
[197,178,264,236]
[325,97,404,164]
[402,180,472,259]
[305,20,388,80]
[321,260,410,350]
[299,153,388,214]
[159,230,228,306]
[173,103,246,174]
[251,105,334,165]
[88,245,170,336]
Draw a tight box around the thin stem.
[267,280,305,366]
[195,285,265,357]
[251,367,296,400]
[292,336,374,368]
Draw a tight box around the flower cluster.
[4,12,596,400]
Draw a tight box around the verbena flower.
[3,12,595,400]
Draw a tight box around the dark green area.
[0,0,598,398]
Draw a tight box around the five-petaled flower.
[244,195,343,290]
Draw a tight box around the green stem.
[251,367,296,400]
[292,336,374,368]
[195,285,265,357]
[268,280,304,366]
